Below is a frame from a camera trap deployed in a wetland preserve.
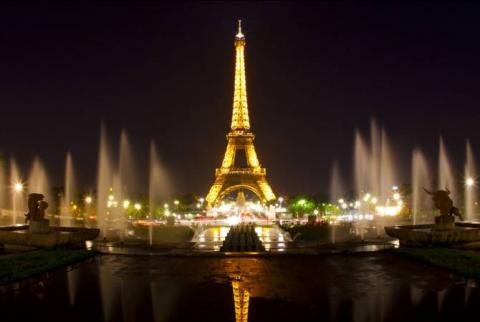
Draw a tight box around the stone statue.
[424,188,462,229]
[25,193,48,223]
[25,193,51,233]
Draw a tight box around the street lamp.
[85,196,93,204]
[466,177,475,187]
[14,182,24,192]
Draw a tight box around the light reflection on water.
[1,254,479,322]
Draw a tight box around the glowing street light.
[199,197,205,203]
[123,200,130,209]
[393,193,401,200]
[164,203,169,209]
[85,196,93,204]
[174,200,180,206]
[14,182,24,192]
[371,197,378,204]
[134,203,142,210]
[313,209,319,215]
[466,177,475,187]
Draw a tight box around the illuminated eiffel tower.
[206,21,276,207]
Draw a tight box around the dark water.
[0,253,478,322]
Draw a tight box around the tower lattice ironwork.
[206,20,276,207]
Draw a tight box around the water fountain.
[0,157,7,213]
[9,157,22,225]
[61,152,75,227]
[329,161,344,204]
[0,192,99,247]
[411,148,431,224]
[117,129,135,236]
[97,126,112,238]
[28,157,50,198]
[354,130,369,196]
[385,188,480,246]
[438,137,457,201]
[465,140,476,221]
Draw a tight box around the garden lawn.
[0,248,94,285]
[395,247,480,279]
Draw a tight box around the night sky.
[1,2,480,197]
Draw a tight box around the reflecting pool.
[1,253,479,322]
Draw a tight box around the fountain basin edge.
[385,222,480,246]
[0,225,100,248]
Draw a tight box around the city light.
[371,197,378,204]
[376,205,401,216]
[174,200,180,206]
[123,200,130,209]
[278,197,284,203]
[134,203,142,210]
[14,182,24,192]
[466,177,475,187]
[85,196,92,204]
[393,193,401,200]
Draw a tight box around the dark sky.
[1,2,480,197]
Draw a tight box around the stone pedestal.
[29,219,51,234]
[433,215,455,231]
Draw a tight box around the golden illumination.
[206,21,276,206]
[232,280,249,322]
[14,182,24,192]
[231,19,250,130]
[466,177,475,187]
[85,196,93,204]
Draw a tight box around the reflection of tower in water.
[232,280,249,322]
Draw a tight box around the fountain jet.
[438,137,457,202]
[97,126,112,237]
[9,157,22,225]
[412,148,431,224]
[149,141,171,221]
[61,152,75,227]
[465,140,476,221]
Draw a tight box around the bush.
[281,222,353,242]
[0,248,94,285]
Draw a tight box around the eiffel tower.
[206,20,276,207]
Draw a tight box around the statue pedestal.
[433,215,455,231]
[29,219,51,234]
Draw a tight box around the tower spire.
[231,19,250,130]
[236,19,244,39]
